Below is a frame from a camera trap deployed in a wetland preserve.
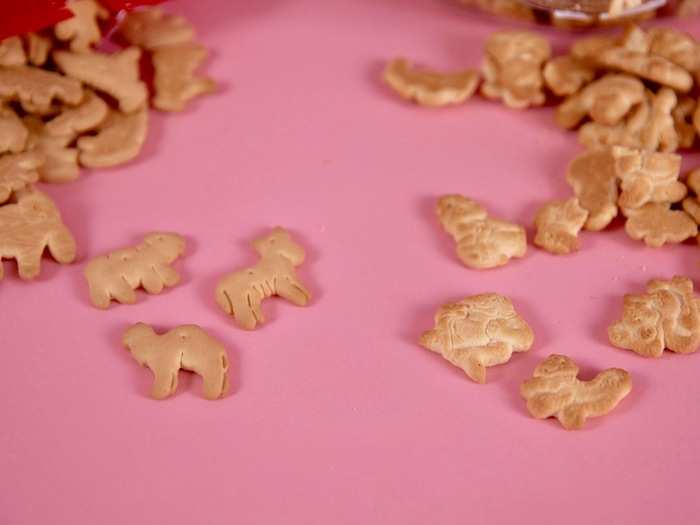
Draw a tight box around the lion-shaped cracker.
[122,323,230,400]
[534,198,588,255]
[556,74,645,130]
[84,232,186,309]
[612,147,685,210]
[0,152,42,204]
[520,354,632,430]
[0,188,76,280]
[152,43,217,112]
[45,90,108,138]
[609,276,700,357]
[23,116,80,184]
[118,7,195,50]
[0,37,26,67]
[542,56,595,98]
[624,202,697,247]
[77,107,148,168]
[565,148,619,231]
[597,47,693,93]
[420,293,534,384]
[436,194,527,269]
[54,0,109,53]
[53,47,148,113]
[26,33,52,66]
[673,96,696,149]
[0,65,83,115]
[382,58,480,107]
[215,227,311,330]
[481,31,550,109]
[0,105,28,154]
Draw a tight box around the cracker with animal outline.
[54,0,109,53]
[534,198,588,255]
[84,232,186,309]
[118,7,195,50]
[152,42,217,112]
[609,276,700,357]
[0,104,28,155]
[23,116,80,184]
[53,47,148,113]
[0,152,42,204]
[565,148,619,231]
[45,89,108,138]
[383,58,480,107]
[520,354,632,430]
[0,65,83,115]
[420,293,534,384]
[215,227,311,330]
[597,47,693,93]
[77,106,148,168]
[122,323,230,400]
[623,202,697,247]
[0,188,76,280]
[436,194,526,269]
[543,55,595,98]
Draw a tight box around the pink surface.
[2,1,700,523]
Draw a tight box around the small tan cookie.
[481,31,550,109]
[556,74,645,129]
[382,58,479,107]
[77,106,148,168]
[520,354,632,430]
[152,43,217,112]
[597,47,693,93]
[25,33,52,66]
[54,0,109,52]
[45,90,108,137]
[0,105,28,154]
[612,146,685,209]
[53,47,148,113]
[578,100,648,151]
[0,65,83,115]
[648,27,700,73]
[543,56,595,97]
[609,276,700,357]
[436,194,526,269]
[0,152,42,204]
[672,96,696,149]
[0,187,76,280]
[215,228,311,330]
[420,294,534,384]
[565,148,619,231]
[118,7,195,50]
[84,232,185,308]
[23,116,80,184]
[122,323,229,400]
[534,198,588,255]
[624,202,697,247]
[0,37,26,66]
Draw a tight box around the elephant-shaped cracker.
[84,232,185,308]
[122,323,230,400]
[215,227,311,330]
[420,293,534,383]
[534,198,588,255]
[436,194,526,269]
[608,276,700,357]
[0,188,76,280]
[520,354,632,430]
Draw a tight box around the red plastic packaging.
[0,0,165,41]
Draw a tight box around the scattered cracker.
[566,148,619,231]
[45,90,108,138]
[0,105,29,154]
[648,27,700,74]
[53,47,148,113]
[520,354,632,430]
[436,194,527,269]
[624,202,697,247]
[152,42,217,112]
[77,107,148,168]
[534,198,588,255]
[118,7,195,50]
[382,58,479,107]
[122,323,229,400]
[84,232,186,308]
[54,0,109,53]
[578,100,648,150]
[543,56,595,98]
[0,65,83,115]
[24,116,80,183]
[0,188,76,280]
[0,152,42,204]
[609,276,700,357]
[597,47,693,93]
[420,293,534,383]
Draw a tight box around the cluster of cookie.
[384,24,700,429]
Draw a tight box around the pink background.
[2,1,700,523]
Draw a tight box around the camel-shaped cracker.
[215,227,311,330]
[84,232,186,308]
[520,354,632,430]
[0,188,76,280]
[608,276,700,357]
[122,323,230,400]
[420,293,534,383]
